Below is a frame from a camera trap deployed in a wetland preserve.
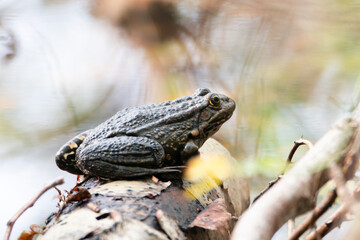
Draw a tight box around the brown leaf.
[189,198,231,231]
[18,230,37,240]
[66,186,91,203]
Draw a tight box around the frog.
[55,88,235,180]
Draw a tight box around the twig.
[286,138,315,235]
[329,163,351,202]
[287,219,295,236]
[304,203,348,240]
[231,114,359,240]
[253,176,282,203]
[283,137,313,174]
[254,137,314,203]
[4,177,65,240]
[288,188,337,240]
[304,185,360,240]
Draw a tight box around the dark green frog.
[55,88,235,179]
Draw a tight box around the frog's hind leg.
[77,136,178,179]
[55,130,90,175]
[80,160,182,179]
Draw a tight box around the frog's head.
[193,88,236,141]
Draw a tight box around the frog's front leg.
[76,136,182,179]
[180,140,200,163]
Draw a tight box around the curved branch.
[288,188,337,240]
[231,103,360,240]
[4,177,65,240]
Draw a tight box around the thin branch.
[284,138,314,238]
[283,137,313,174]
[253,176,282,203]
[231,114,359,240]
[288,188,338,240]
[304,185,360,240]
[4,177,65,240]
[329,163,351,202]
[254,137,314,203]
[287,219,295,236]
[304,204,348,240]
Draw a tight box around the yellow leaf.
[184,152,235,200]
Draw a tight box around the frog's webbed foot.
[162,166,188,171]
[151,166,188,182]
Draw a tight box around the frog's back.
[82,94,206,144]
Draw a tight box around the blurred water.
[0,0,358,239]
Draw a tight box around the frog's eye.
[209,94,221,106]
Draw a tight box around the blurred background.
[0,0,359,239]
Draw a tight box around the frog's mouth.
[203,116,231,137]
[200,110,234,138]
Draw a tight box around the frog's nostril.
[225,96,232,101]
